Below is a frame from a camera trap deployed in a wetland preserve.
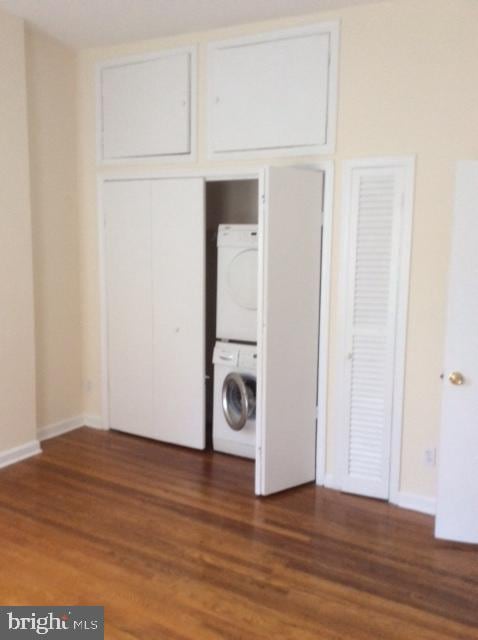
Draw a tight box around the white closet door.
[152,179,205,449]
[340,165,405,499]
[104,180,154,438]
[435,162,478,543]
[256,167,323,495]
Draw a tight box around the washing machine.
[212,341,257,459]
[216,224,258,343]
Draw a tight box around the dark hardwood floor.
[0,427,476,639]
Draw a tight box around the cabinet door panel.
[101,52,191,160]
[152,179,205,449]
[210,31,330,153]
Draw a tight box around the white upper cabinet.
[208,23,339,158]
[98,48,196,162]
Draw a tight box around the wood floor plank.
[0,427,476,639]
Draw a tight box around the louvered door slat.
[341,166,404,499]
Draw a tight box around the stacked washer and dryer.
[212,224,258,459]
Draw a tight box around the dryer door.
[216,227,258,342]
[227,249,258,310]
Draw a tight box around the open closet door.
[256,167,323,495]
[151,179,206,449]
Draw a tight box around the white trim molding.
[83,415,105,430]
[322,481,436,516]
[324,473,341,491]
[314,160,334,486]
[38,415,85,442]
[396,492,436,516]
[388,157,416,506]
[0,440,41,470]
[38,415,106,442]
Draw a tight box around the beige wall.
[0,9,37,450]
[77,0,478,498]
[329,0,478,497]
[25,28,83,430]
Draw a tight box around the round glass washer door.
[226,249,258,310]
[222,372,256,431]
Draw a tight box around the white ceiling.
[0,0,381,49]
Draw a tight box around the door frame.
[332,156,415,505]
[97,162,333,486]
[311,160,335,485]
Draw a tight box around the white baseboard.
[0,439,42,470]
[324,473,341,490]
[83,414,105,429]
[396,491,436,516]
[321,473,436,516]
[38,414,106,442]
[38,415,86,441]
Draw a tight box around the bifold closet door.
[256,167,323,495]
[339,164,407,500]
[104,180,154,438]
[152,179,206,449]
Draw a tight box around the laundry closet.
[99,21,337,495]
[205,180,259,457]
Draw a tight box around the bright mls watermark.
[0,607,103,638]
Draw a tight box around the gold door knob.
[448,371,465,385]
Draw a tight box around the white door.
[256,167,323,495]
[151,179,206,449]
[435,161,478,543]
[104,180,154,438]
[339,162,412,500]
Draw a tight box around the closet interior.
[205,179,259,454]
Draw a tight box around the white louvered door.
[340,164,407,499]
